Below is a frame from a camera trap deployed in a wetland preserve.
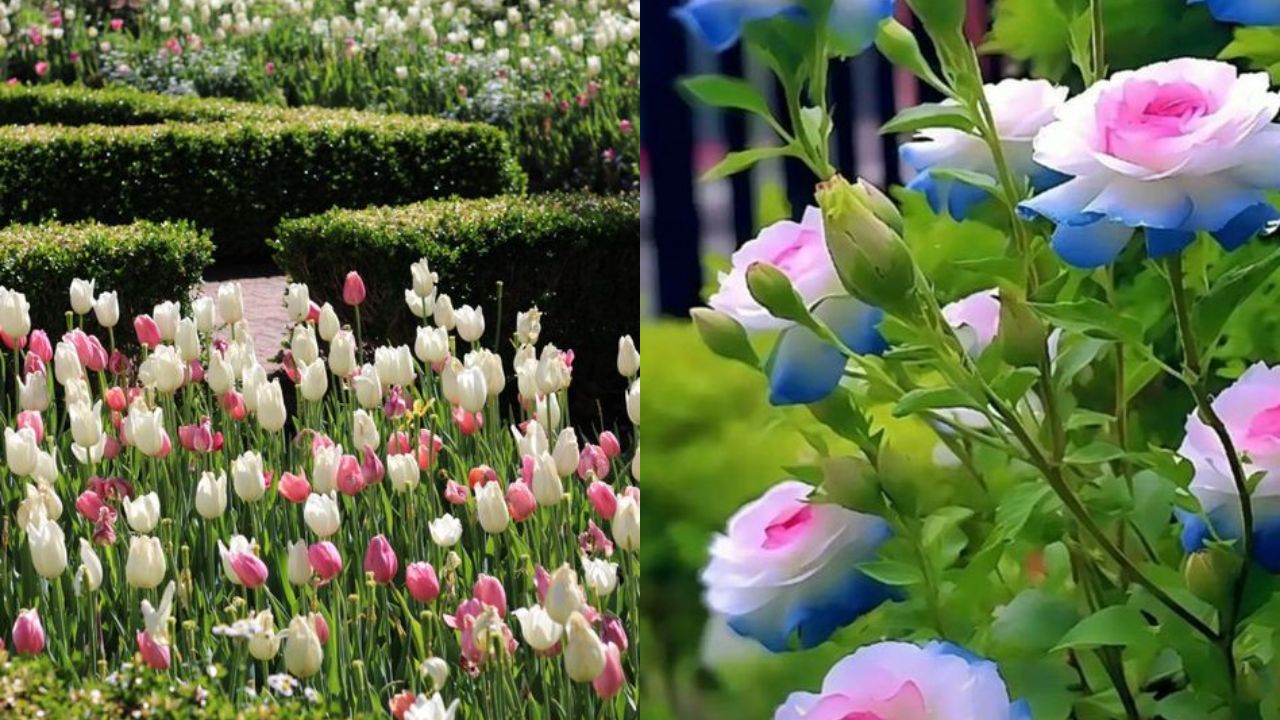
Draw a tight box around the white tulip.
[27,517,67,579]
[581,555,619,596]
[285,283,311,324]
[617,335,639,377]
[405,288,435,318]
[352,409,380,453]
[411,258,438,298]
[318,302,340,342]
[415,326,449,364]
[440,358,462,405]
[512,605,563,652]
[248,610,281,660]
[176,317,201,362]
[256,379,287,433]
[428,514,462,547]
[6,426,39,477]
[123,492,161,534]
[476,481,510,535]
[287,540,313,586]
[18,370,49,412]
[232,450,267,503]
[192,296,215,334]
[304,493,341,538]
[70,278,95,315]
[329,330,357,377]
[433,293,455,330]
[126,535,166,589]
[456,365,488,414]
[387,453,420,493]
[94,291,119,328]
[552,428,580,478]
[353,364,383,408]
[532,451,564,506]
[535,392,562,434]
[614,495,640,551]
[69,400,103,449]
[217,282,244,325]
[421,657,450,691]
[125,406,167,457]
[195,471,228,519]
[54,341,84,385]
[207,351,235,395]
[626,379,639,426]
[564,611,606,682]
[291,323,319,365]
[544,564,583,624]
[311,444,343,495]
[153,301,180,342]
[139,345,185,393]
[454,305,485,343]
[0,287,31,339]
[536,344,571,395]
[74,538,103,594]
[515,308,541,346]
[284,614,324,678]
[299,358,328,402]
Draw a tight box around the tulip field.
[0,263,640,718]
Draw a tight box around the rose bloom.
[774,641,1029,720]
[700,480,896,651]
[902,78,1068,219]
[1021,58,1280,267]
[707,207,839,332]
[1177,362,1280,571]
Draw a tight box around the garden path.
[198,270,289,370]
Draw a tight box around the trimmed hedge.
[0,220,213,337]
[274,193,639,427]
[0,84,526,262]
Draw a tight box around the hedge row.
[0,220,213,337]
[274,193,640,427]
[0,85,526,262]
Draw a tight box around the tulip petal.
[1049,219,1134,269]
[671,0,800,52]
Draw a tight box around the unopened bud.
[854,178,903,234]
[691,308,759,369]
[998,292,1047,368]
[744,263,811,325]
[817,175,917,316]
[1183,549,1239,607]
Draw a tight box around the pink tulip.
[34,61,48,77]
[17,410,43,444]
[600,614,629,652]
[337,453,364,496]
[24,354,44,376]
[66,329,107,371]
[12,609,44,655]
[307,301,321,322]
[133,315,162,349]
[227,551,269,588]
[364,534,398,584]
[343,271,366,306]
[593,643,625,699]
[105,386,127,412]
[221,390,247,421]
[405,562,440,603]
[624,486,640,503]
[75,490,108,521]
[103,435,121,461]
[386,431,411,455]
[187,359,204,384]
[137,630,171,670]
[599,431,622,459]
[587,481,617,519]
[578,444,610,481]
[467,464,498,488]
[417,430,443,470]
[453,406,483,435]
[27,330,52,362]
[383,386,408,419]
[278,471,311,503]
[473,575,508,617]
[310,432,335,453]
[521,454,535,485]
[506,482,536,523]
[311,612,330,644]
[535,566,551,604]
[579,520,614,557]
[360,446,385,486]
[308,541,343,583]
[443,480,469,505]
[178,417,222,454]
[108,349,130,376]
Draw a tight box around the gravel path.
[198,273,289,370]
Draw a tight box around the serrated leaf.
[1053,605,1154,651]
[880,103,973,135]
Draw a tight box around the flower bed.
[0,255,640,716]
[0,84,526,263]
[0,220,212,340]
[273,192,640,426]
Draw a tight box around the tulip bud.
[364,534,399,584]
[318,302,340,342]
[304,493,342,538]
[532,451,564,506]
[94,291,119,328]
[232,450,267,503]
[545,564,584,624]
[422,656,450,690]
[288,540,314,586]
[564,611,607,682]
[195,471,228,519]
[593,642,625,699]
[429,514,462,546]
[123,492,161,534]
[12,608,45,655]
[616,335,639,377]
[74,538,103,595]
[343,271,367,306]
[284,614,324,678]
[70,278,95,315]
[308,541,343,582]
[126,535,167,589]
[406,562,440,603]
[998,291,1048,368]
[476,481,511,534]
[552,428,580,478]
[817,174,917,316]
[614,495,640,552]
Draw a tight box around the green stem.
[1089,0,1106,84]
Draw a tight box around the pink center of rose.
[767,227,822,276]
[808,681,928,720]
[1244,404,1280,454]
[762,505,814,550]
[1097,79,1216,170]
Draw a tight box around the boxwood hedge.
[274,192,639,427]
[0,220,213,337]
[0,84,526,262]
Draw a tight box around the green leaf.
[1053,605,1154,651]
[1032,299,1144,344]
[985,483,1054,549]
[892,387,975,417]
[858,559,924,586]
[1221,27,1280,83]
[1193,245,1280,354]
[929,168,1002,199]
[1053,335,1109,390]
[992,366,1041,404]
[701,146,796,181]
[880,103,973,135]
[992,589,1081,655]
[679,75,774,118]
[1065,441,1125,465]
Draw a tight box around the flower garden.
[643,0,1280,719]
[0,2,639,717]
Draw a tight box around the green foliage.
[273,193,636,426]
[0,84,525,263]
[0,220,212,337]
[1221,28,1280,83]
[986,0,1230,82]
[0,652,358,718]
